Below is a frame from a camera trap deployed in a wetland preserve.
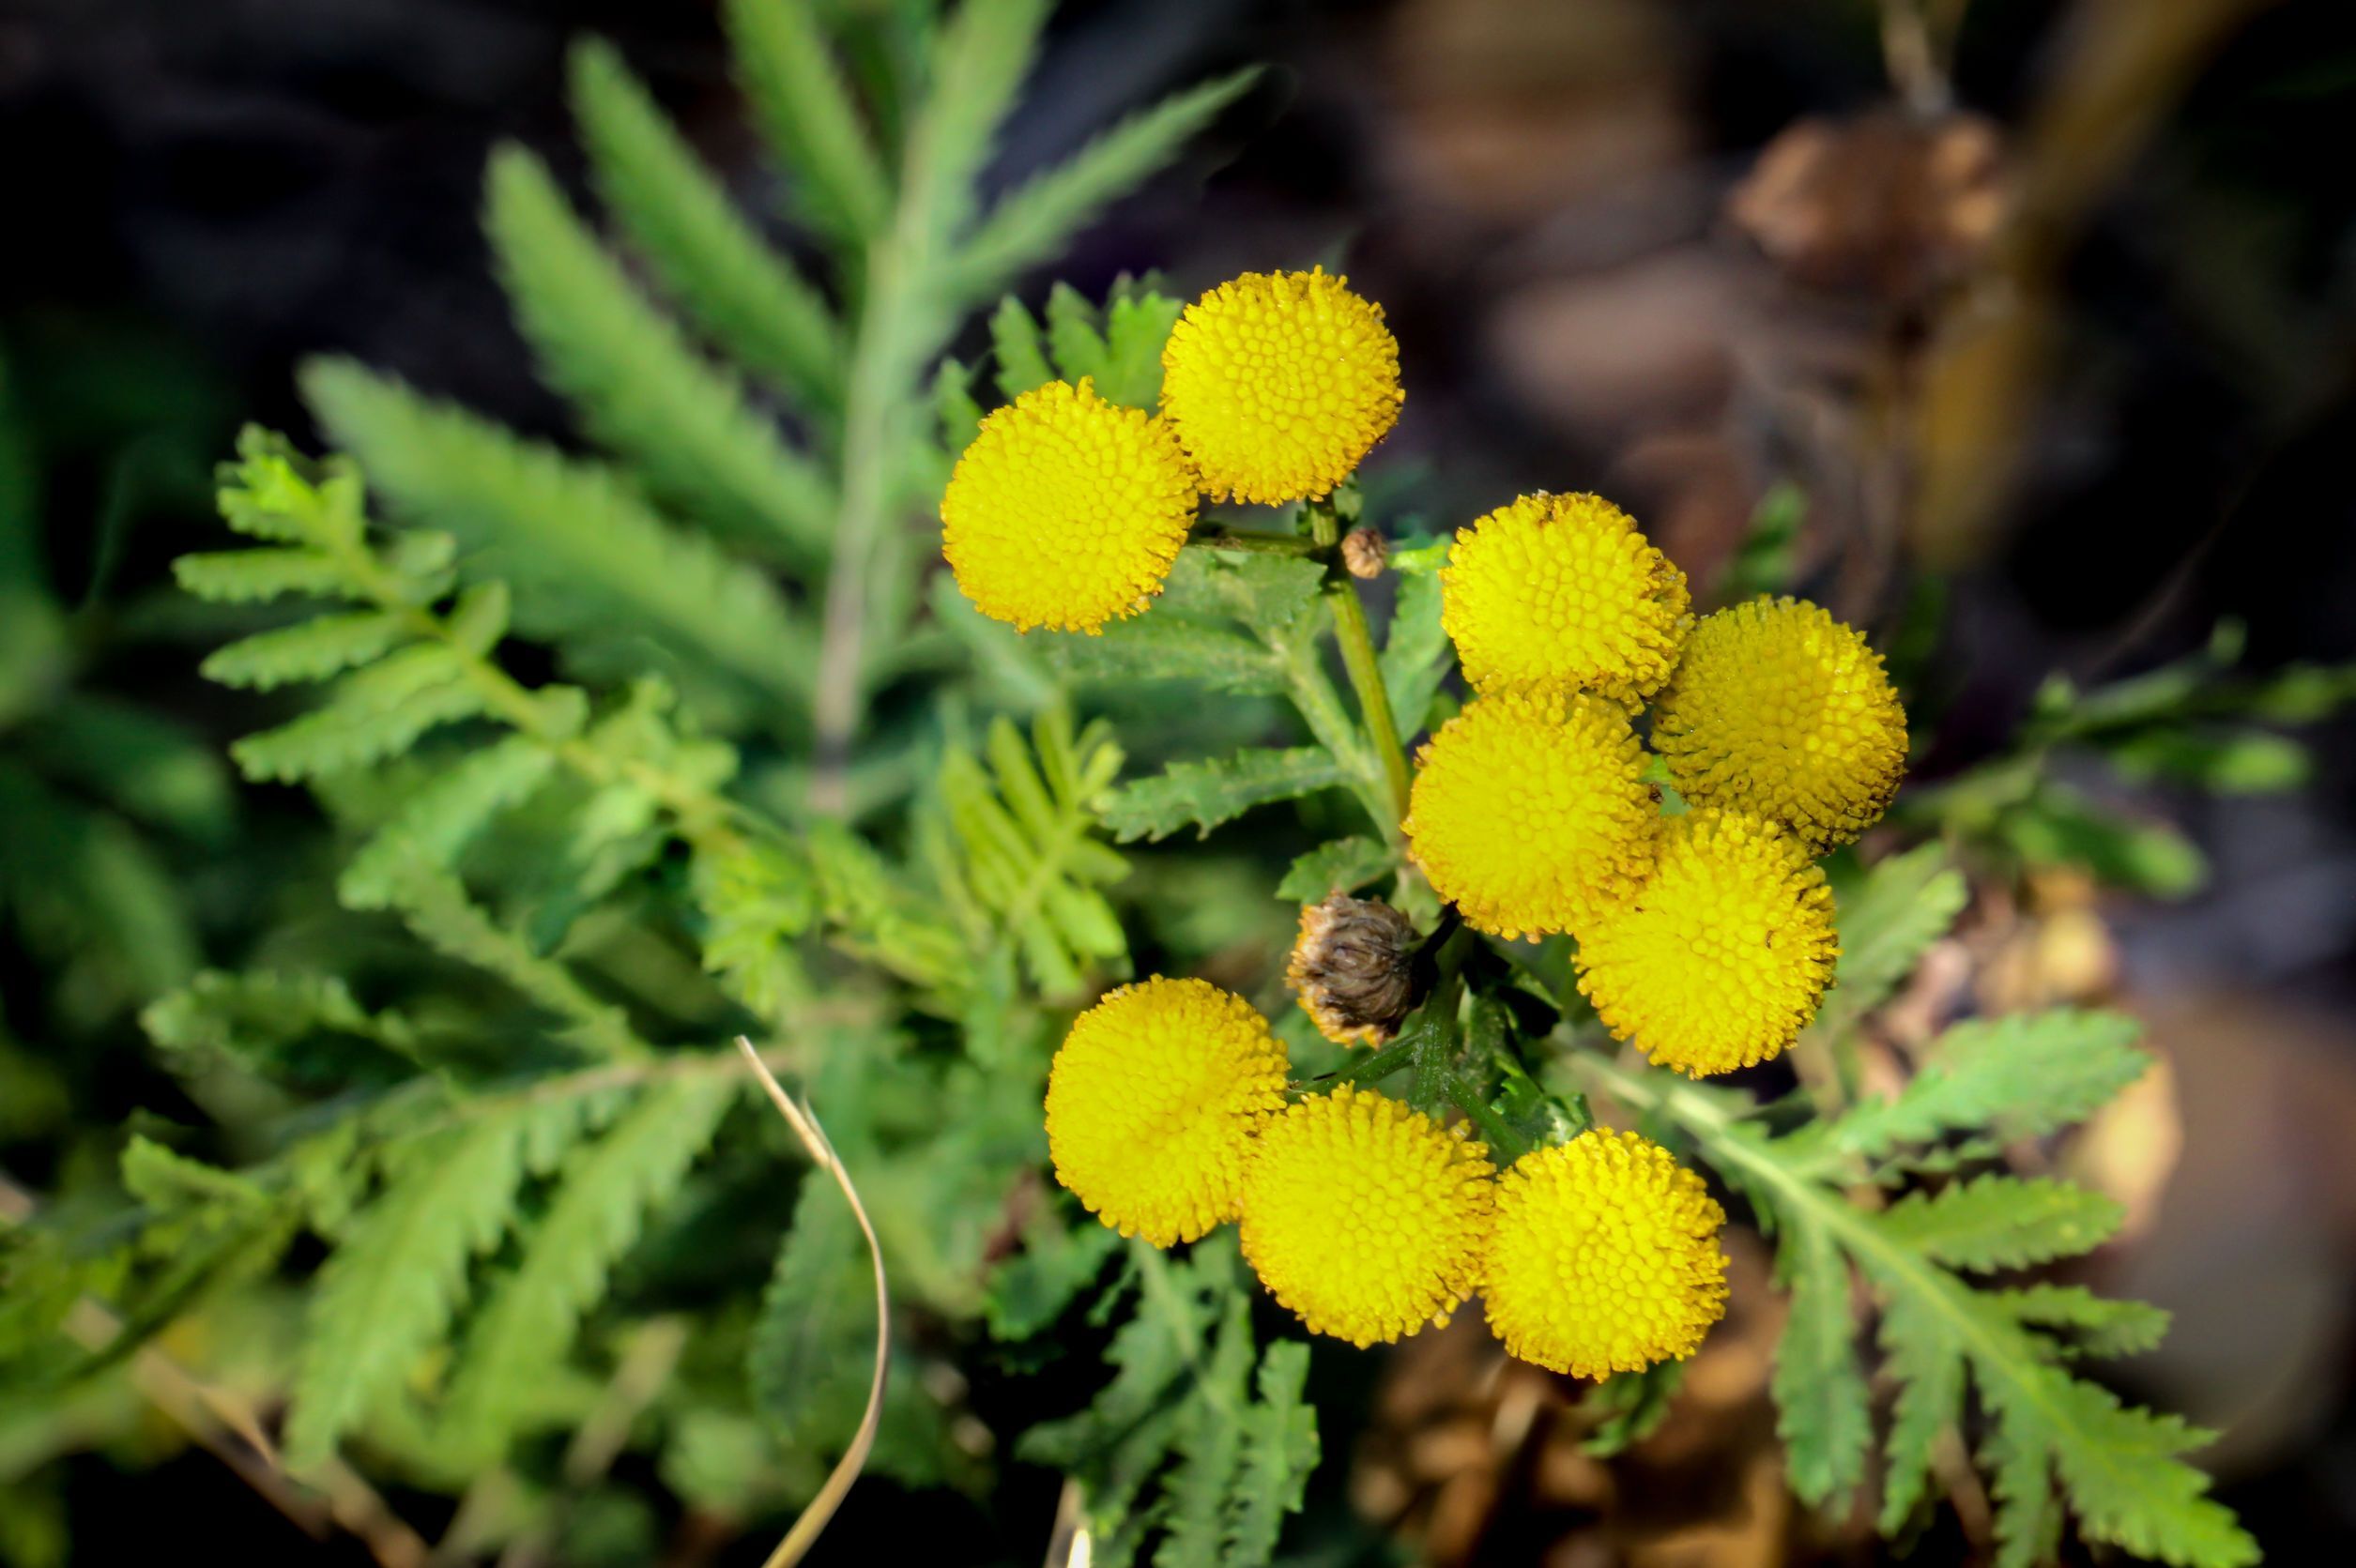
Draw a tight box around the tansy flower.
[1044,977,1288,1246]
[1652,595,1908,850]
[1286,893,1420,1045]
[1404,691,1659,939]
[1159,267,1404,505]
[1238,1085,1493,1347]
[1575,810,1838,1077]
[1484,1130,1729,1378]
[941,379,1197,633]
[1441,492,1691,708]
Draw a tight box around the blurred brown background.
[4,0,2353,1561]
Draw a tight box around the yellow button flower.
[1044,977,1289,1246]
[1238,1086,1494,1347]
[1484,1130,1729,1378]
[941,379,1198,633]
[1159,267,1403,505]
[1441,492,1691,708]
[1404,691,1659,939]
[1575,810,1838,1077]
[1652,595,1908,850]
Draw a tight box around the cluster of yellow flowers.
[1045,977,1726,1376]
[970,266,1914,1378]
[941,268,1403,632]
[1412,495,1907,1077]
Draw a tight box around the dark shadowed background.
[4,0,2354,1561]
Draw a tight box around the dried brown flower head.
[1287,893,1422,1045]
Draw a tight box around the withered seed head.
[1287,893,1421,1046]
[1340,527,1389,580]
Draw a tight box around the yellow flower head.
[1238,1085,1493,1347]
[1441,492,1691,708]
[1404,691,1659,939]
[941,379,1198,633]
[1652,596,1908,850]
[1159,267,1404,505]
[1484,1130,1729,1378]
[1045,977,1289,1246]
[1575,810,1838,1077]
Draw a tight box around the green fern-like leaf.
[1806,841,1969,1040]
[301,359,817,712]
[482,144,834,565]
[339,734,558,909]
[284,1099,594,1467]
[1276,836,1396,902]
[568,37,842,409]
[142,969,420,1086]
[443,1076,736,1458]
[954,69,1260,301]
[1874,1175,2124,1272]
[229,645,487,784]
[926,709,1129,998]
[1101,747,1349,844]
[1809,1010,2151,1169]
[200,612,405,691]
[720,0,889,242]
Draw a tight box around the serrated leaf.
[142,969,418,1086]
[1875,1176,2123,1271]
[284,1101,592,1467]
[720,0,888,241]
[1100,747,1348,843]
[954,69,1260,301]
[443,1077,735,1457]
[935,358,985,456]
[1276,836,1395,902]
[173,548,353,604]
[483,144,834,565]
[1808,843,1968,1039]
[200,612,406,691]
[1814,1010,2151,1166]
[301,359,816,711]
[1155,1292,1253,1568]
[1045,282,1109,386]
[568,38,841,408]
[340,735,557,910]
[1874,1284,1964,1534]
[1993,1285,2171,1359]
[1380,570,1448,738]
[1097,288,1183,409]
[990,296,1055,401]
[1229,1339,1317,1561]
[1771,1220,1872,1507]
[230,645,487,784]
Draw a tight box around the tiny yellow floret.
[1652,595,1908,850]
[1045,977,1288,1247]
[1575,810,1838,1077]
[1238,1085,1494,1347]
[941,379,1198,633]
[1484,1130,1729,1378]
[1442,492,1691,708]
[1404,691,1659,939]
[1159,267,1404,505]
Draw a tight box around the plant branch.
[1307,499,1412,827]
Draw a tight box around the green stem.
[1445,1074,1532,1164]
[1308,499,1413,827]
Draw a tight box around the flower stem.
[1308,499,1413,826]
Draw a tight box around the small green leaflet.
[1100,747,1350,843]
